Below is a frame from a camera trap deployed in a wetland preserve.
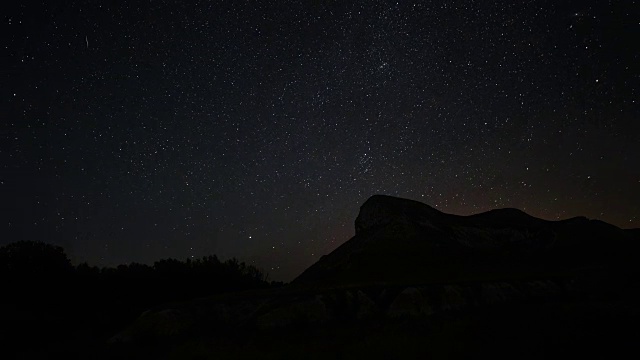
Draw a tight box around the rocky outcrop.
[255,295,330,329]
[296,195,639,286]
[110,308,195,342]
[387,287,434,319]
[111,278,573,343]
[354,195,443,235]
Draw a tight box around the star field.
[3,0,639,280]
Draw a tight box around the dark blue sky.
[3,0,639,281]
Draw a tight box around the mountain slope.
[109,195,640,358]
[294,195,638,286]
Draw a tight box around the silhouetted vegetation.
[0,240,277,358]
[0,240,72,275]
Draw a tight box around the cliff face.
[295,195,639,286]
[354,195,445,235]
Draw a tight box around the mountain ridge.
[294,195,638,286]
[109,195,640,358]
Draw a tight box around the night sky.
[3,0,639,281]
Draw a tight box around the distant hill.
[294,195,639,286]
[107,195,640,359]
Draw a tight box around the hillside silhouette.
[2,196,640,359]
[295,195,640,286]
[105,195,640,359]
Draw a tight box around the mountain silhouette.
[107,195,640,358]
[295,195,638,286]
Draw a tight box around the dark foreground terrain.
[105,277,640,359]
[3,195,640,359]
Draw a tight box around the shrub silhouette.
[0,240,72,276]
[0,240,275,356]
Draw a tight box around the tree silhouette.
[0,238,275,356]
[0,239,279,360]
[0,240,72,277]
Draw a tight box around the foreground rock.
[111,278,571,343]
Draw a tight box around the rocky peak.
[354,195,444,235]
